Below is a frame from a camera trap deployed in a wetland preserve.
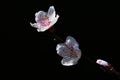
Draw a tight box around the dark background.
[5,0,120,79]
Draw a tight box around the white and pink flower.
[56,36,82,66]
[30,6,59,32]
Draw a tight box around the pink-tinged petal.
[35,11,47,23]
[96,59,109,66]
[96,59,117,72]
[30,22,40,28]
[37,26,50,32]
[48,15,59,27]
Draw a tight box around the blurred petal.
[56,43,71,57]
[96,59,109,66]
[61,57,79,66]
[48,15,59,27]
[30,22,38,28]
[37,26,49,32]
[47,6,55,21]
[65,36,79,49]
[35,11,47,22]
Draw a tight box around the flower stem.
[48,28,64,43]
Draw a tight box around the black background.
[5,0,120,79]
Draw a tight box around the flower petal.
[65,36,79,50]
[47,6,55,21]
[30,22,49,32]
[61,57,79,66]
[37,26,49,32]
[96,59,109,66]
[56,43,71,58]
[48,15,59,27]
[30,22,39,28]
[35,11,47,22]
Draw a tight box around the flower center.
[70,48,77,58]
[40,17,50,26]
